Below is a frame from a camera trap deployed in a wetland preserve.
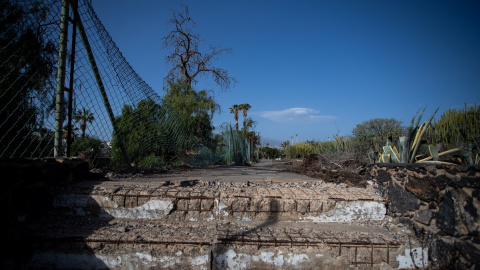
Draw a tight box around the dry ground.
[278,154,367,188]
[93,154,367,188]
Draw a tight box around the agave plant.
[378,106,464,164]
[456,144,480,165]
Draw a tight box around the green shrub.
[263,146,282,159]
[351,118,405,160]
[71,136,104,165]
[110,100,181,167]
[138,154,165,169]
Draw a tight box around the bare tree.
[163,6,235,91]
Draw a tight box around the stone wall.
[366,163,480,269]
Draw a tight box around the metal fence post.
[54,0,70,157]
[66,0,78,157]
[70,2,130,165]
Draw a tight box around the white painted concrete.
[101,199,174,219]
[189,255,210,269]
[216,249,321,269]
[302,201,386,222]
[54,194,175,219]
[53,194,89,216]
[218,202,229,217]
[396,247,429,269]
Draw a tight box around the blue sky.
[92,0,480,147]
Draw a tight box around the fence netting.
[0,0,250,167]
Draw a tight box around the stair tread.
[23,215,405,247]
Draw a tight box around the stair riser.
[53,194,385,222]
[27,241,404,269]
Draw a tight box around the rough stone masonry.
[366,163,480,269]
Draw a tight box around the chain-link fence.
[1,0,61,158]
[1,0,252,168]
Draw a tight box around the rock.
[472,189,480,199]
[406,176,439,202]
[450,176,480,188]
[386,180,418,214]
[454,240,480,268]
[428,239,456,268]
[437,191,457,236]
[437,189,479,237]
[434,174,448,190]
[376,170,391,184]
[415,209,433,225]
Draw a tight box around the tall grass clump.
[284,135,355,159]
[429,104,479,154]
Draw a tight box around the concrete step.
[7,179,429,269]
[16,216,425,270]
[52,180,386,223]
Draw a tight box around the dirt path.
[96,159,319,187]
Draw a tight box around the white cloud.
[254,108,336,124]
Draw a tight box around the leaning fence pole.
[66,0,78,157]
[54,0,70,157]
[70,2,130,165]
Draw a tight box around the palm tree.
[229,104,239,131]
[280,140,290,151]
[238,103,251,135]
[62,125,79,140]
[74,108,94,138]
[242,117,256,133]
